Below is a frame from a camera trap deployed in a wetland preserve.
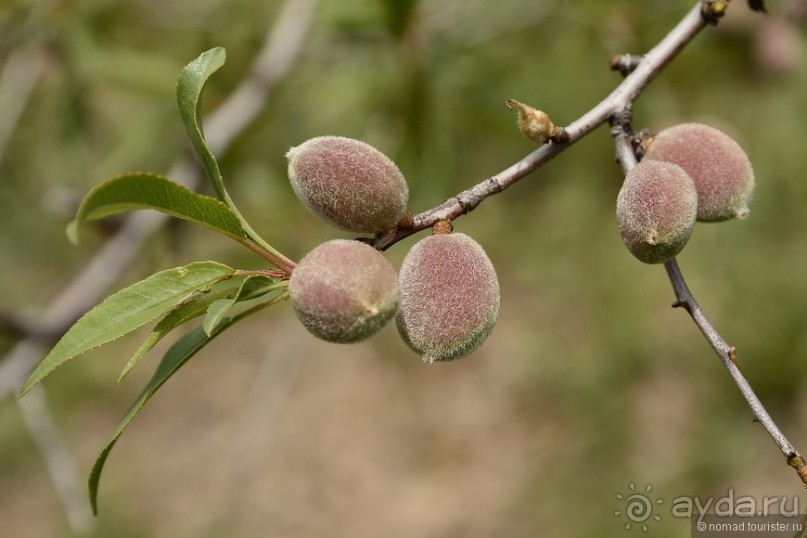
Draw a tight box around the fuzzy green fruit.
[644,123,755,222]
[290,239,399,343]
[396,232,500,363]
[617,159,698,264]
[287,136,409,233]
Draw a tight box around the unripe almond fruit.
[617,159,698,264]
[643,123,755,222]
[396,232,500,363]
[287,136,409,233]
[289,239,399,343]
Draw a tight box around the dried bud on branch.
[506,99,568,144]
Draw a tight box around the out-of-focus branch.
[0,0,320,400]
[610,121,807,487]
[18,385,93,534]
[204,0,319,155]
[0,45,47,166]
[371,2,707,249]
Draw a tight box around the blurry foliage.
[1,0,806,537]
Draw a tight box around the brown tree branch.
[371,0,807,488]
[610,121,807,487]
[371,2,707,249]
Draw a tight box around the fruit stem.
[432,220,453,235]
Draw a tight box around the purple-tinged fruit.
[290,239,399,343]
[287,136,409,233]
[617,159,698,264]
[644,123,754,222]
[396,232,500,363]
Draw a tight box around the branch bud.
[701,0,730,24]
[506,99,567,144]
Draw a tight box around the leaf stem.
[237,237,296,275]
[233,268,288,280]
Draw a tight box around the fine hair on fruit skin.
[643,122,755,222]
[289,239,399,343]
[286,136,409,233]
[396,232,500,363]
[616,159,698,264]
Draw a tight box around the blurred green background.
[1,0,806,536]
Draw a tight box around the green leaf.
[176,47,227,200]
[90,323,230,515]
[67,172,247,245]
[19,261,235,396]
[174,47,292,269]
[117,285,236,382]
[90,289,288,514]
[202,275,278,336]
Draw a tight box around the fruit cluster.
[286,136,500,362]
[616,123,755,264]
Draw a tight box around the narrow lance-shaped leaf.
[90,324,227,515]
[117,284,239,382]
[19,261,235,396]
[202,275,280,336]
[67,172,247,245]
[90,291,289,514]
[175,47,291,268]
[176,47,228,200]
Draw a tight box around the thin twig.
[371,2,707,250]
[611,123,807,487]
[610,53,644,76]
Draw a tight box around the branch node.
[701,0,730,25]
[456,190,483,213]
[397,212,415,230]
[633,128,654,159]
[786,454,807,487]
[609,53,644,76]
[550,127,570,144]
[728,346,738,364]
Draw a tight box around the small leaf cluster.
[21,48,294,513]
[616,122,755,264]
